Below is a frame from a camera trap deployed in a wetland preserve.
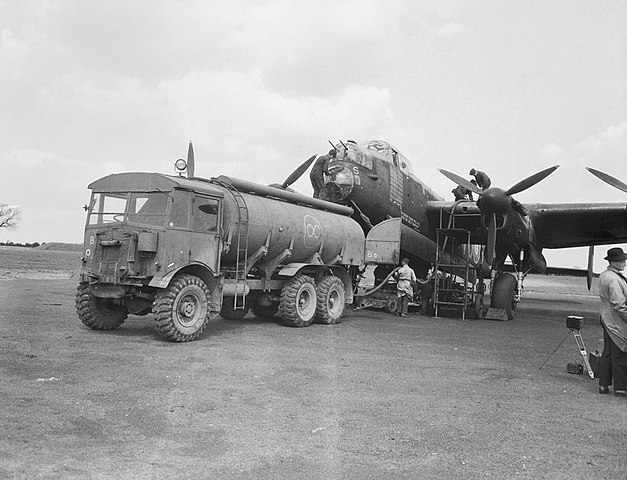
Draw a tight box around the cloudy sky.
[1,0,625,270]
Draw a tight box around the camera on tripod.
[566,315,583,331]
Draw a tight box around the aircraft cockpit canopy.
[362,140,414,175]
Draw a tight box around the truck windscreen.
[88,192,169,227]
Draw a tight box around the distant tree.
[0,203,21,230]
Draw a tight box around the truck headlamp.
[175,158,187,172]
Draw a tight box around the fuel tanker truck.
[75,167,385,342]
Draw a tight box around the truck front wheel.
[76,283,128,330]
[279,274,317,327]
[315,276,345,324]
[153,274,210,342]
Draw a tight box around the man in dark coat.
[310,149,336,199]
[469,168,491,190]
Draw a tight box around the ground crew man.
[452,185,471,201]
[310,149,336,199]
[394,258,417,317]
[469,168,491,190]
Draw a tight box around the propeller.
[505,165,559,195]
[187,142,195,178]
[585,167,627,290]
[486,213,497,265]
[439,169,483,195]
[280,154,317,189]
[440,165,559,269]
[587,245,594,291]
[440,165,559,197]
[586,167,627,194]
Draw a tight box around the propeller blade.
[281,154,317,189]
[586,167,627,194]
[187,142,195,178]
[485,213,497,265]
[587,245,594,291]
[439,169,483,195]
[505,165,559,195]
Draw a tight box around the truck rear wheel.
[153,274,210,342]
[220,298,250,320]
[315,276,345,324]
[76,283,128,330]
[279,274,317,327]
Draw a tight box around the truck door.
[190,194,222,273]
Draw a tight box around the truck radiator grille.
[92,232,136,277]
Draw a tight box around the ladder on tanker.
[213,179,250,310]
[231,188,249,310]
[433,201,482,320]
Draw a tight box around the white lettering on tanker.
[303,214,322,249]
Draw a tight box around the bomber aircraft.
[284,139,627,320]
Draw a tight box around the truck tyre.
[153,274,210,342]
[220,298,250,320]
[251,302,279,318]
[491,273,517,320]
[315,276,346,324]
[279,274,317,327]
[76,283,128,330]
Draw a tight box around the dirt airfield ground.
[0,247,625,479]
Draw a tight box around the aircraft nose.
[325,165,354,202]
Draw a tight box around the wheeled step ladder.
[433,201,482,320]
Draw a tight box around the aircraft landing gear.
[491,273,518,320]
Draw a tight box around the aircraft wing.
[425,201,485,243]
[529,202,627,249]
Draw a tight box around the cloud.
[435,22,465,37]
[539,142,567,163]
[576,122,627,158]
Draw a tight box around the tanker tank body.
[213,175,366,329]
[76,171,369,343]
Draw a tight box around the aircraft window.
[88,193,127,225]
[365,141,391,153]
[193,197,220,232]
[346,148,373,170]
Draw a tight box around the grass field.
[0,244,601,296]
[0,246,81,280]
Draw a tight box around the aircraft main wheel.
[492,273,518,320]
[384,296,398,314]
[76,283,128,330]
[315,276,346,324]
[473,293,488,319]
[220,297,250,320]
[279,274,317,327]
[251,302,279,318]
[153,274,210,342]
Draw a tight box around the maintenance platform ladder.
[433,201,482,320]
